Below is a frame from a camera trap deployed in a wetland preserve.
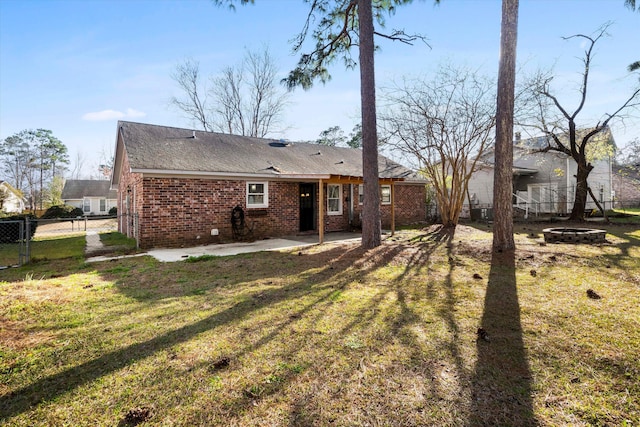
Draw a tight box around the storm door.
[299,183,315,231]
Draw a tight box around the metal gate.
[0,220,29,268]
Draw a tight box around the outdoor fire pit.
[542,227,607,244]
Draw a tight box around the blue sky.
[1,0,638,177]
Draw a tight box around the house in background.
[466,130,614,218]
[61,180,117,215]
[0,181,25,213]
[111,121,427,249]
[612,164,640,208]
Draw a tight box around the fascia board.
[132,169,332,181]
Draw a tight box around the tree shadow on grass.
[0,243,399,423]
[470,250,537,426]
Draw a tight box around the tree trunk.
[568,162,592,221]
[358,0,381,249]
[492,0,519,253]
[587,185,609,222]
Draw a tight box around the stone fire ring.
[542,227,607,244]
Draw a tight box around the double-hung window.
[381,185,391,205]
[247,182,268,208]
[358,184,392,205]
[83,198,91,213]
[327,184,342,215]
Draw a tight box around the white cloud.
[82,108,146,121]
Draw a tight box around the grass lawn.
[1,234,86,267]
[608,208,640,224]
[0,224,638,426]
[99,231,137,248]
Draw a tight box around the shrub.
[41,205,84,219]
[0,214,37,243]
[109,206,117,215]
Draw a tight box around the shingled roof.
[62,180,117,199]
[112,121,423,184]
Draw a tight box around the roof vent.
[336,160,344,164]
[192,131,196,139]
[316,151,322,155]
[269,141,289,147]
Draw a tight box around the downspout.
[391,182,395,236]
[133,185,138,246]
[349,184,354,225]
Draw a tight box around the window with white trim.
[358,184,391,204]
[247,182,268,208]
[100,199,106,212]
[327,184,342,215]
[83,198,91,213]
[381,185,391,205]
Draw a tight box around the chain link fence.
[0,220,29,268]
[0,216,117,268]
[117,213,139,248]
[457,197,638,222]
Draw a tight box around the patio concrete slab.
[87,232,362,263]
[147,232,361,262]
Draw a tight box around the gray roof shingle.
[116,121,423,182]
[62,180,117,199]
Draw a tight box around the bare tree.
[213,0,432,249]
[624,0,639,73]
[519,24,640,221]
[0,129,68,210]
[381,64,496,228]
[0,134,31,192]
[616,137,640,168]
[170,59,214,131]
[492,0,519,252]
[69,151,86,180]
[170,48,289,138]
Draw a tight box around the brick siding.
[117,168,427,248]
[351,183,427,228]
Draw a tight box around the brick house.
[111,121,427,249]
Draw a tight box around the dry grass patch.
[0,223,638,426]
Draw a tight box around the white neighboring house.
[0,181,26,213]
[61,180,117,215]
[466,131,613,218]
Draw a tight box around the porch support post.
[391,182,396,236]
[318,179,324,244]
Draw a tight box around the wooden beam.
[325,175,403,185]
[391,182,396,236]
[318,179,324,244]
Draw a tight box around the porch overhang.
[513,166,538,176]
[316,175,404,245]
